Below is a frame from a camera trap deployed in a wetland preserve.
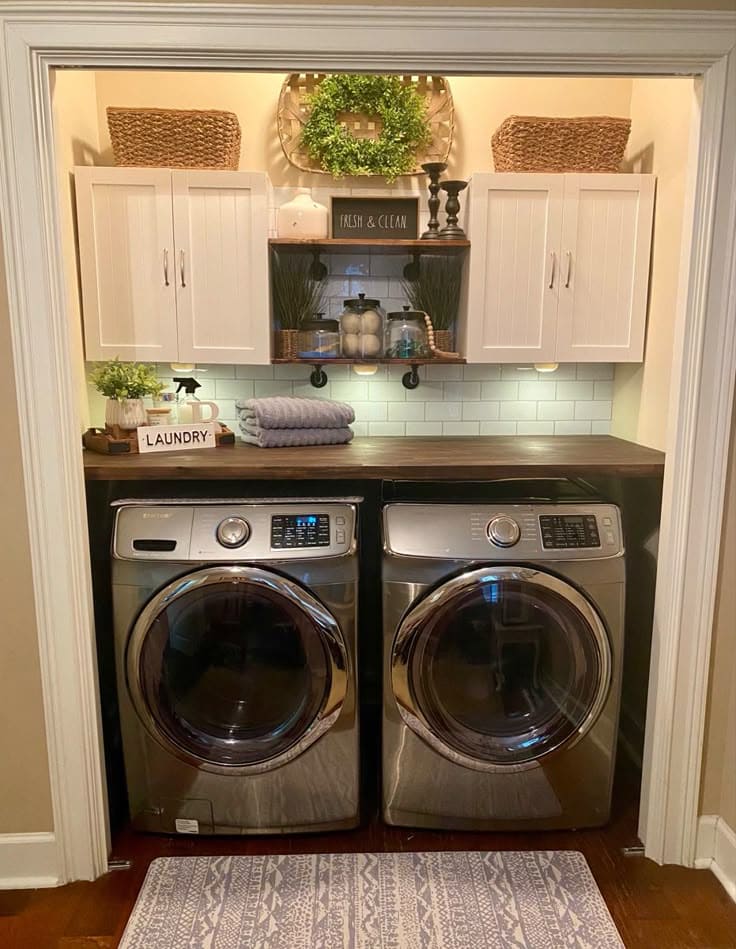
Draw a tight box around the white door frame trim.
[0,3,734,883]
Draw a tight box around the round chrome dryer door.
[392,566,611,772]
[126,565,348,775]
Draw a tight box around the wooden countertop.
[82,436,665,480]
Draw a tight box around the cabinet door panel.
[556,174,655,362]
[173,171,270,365]
[465,174,563,363]
[75,167,178,361]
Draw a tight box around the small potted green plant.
[89,358,165,430]
[271,252,327,358]
[403,255,463,353]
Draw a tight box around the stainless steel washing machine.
[382,501,625,831]
[112,498,359,835]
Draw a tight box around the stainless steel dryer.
[382,502,625,831]
[112,499,359,835]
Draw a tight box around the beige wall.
[93,71,634,186]
[0,235,54,834]
[611,76,694,451]
[700,395,736,827]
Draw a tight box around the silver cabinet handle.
[163,249,169,286]
[548,251,556,289]
[179,249,186,288]
[565,250,572,288]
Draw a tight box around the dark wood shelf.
[269,238,469,254]
[271,356,465,365]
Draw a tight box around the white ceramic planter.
[277,188,329,238]
[105,398,146,430]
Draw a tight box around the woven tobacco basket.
[277,74,454,177]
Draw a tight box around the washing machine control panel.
[539,514,600,549]
[271,514,330,549]
[113,501,358,561]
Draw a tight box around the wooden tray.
[83,424,236,454]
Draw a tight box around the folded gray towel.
[235,396,355,430]
[238,421,354,448]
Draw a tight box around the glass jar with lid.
[339,293,385,359]
[385,306,429,359]
[297,316,341,358]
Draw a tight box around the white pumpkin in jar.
[360,310,382,335]
[360,333,382,357]
[340,312,361,334]
[342,333,360,357]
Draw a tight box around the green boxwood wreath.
[300,74,431,182]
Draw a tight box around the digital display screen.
[296,515,319,527]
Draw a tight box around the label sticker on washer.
[175,818,199,834]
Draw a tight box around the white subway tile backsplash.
[556,381,595,401]
[575,363,615,381]
[592,420,612,434]
[443,421,480,436]
[462,365,502,381]
[480,381,519,401]
[462,401,500,421]
[479,421,518,435]
[329,254,369,276]
[500,401,537,421]
[406,421,443,435]
[273,364,312,380]
[518,381,556,401]
[537,401,575,421]
[426,363,464,381]
[369,422,406,436]
[368,381,406,402]
[351,401,388,421]
[293,382,331,399]
[500,366,538,380]
[554,420,593,435]
[574,401,612,420]
[193,364,237,379]
[594,381,614,400]
[351,422,369,437]
[215,379,254,400]
[255,380,290,397]
[426,401,462,421]
[516,421,555,435]
[444,381,481,401]
[332,380,368,401]
[236,365,274,379]
[370,254,408,278]
[388,402,425,421]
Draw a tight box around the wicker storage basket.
[491,115,631,173]
[107,107,241,170]
[278,74,454,177]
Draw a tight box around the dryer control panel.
[383,502,623,561]
[113,500,358,562]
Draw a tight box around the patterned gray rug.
[119,851,625,948]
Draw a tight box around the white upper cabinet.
[75,167,270,365]
[75,167,178,361]
[464,173,655,363]
[172,171,269,364]
[555,175,655,362]
[465,174,563,363]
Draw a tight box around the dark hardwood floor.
[1,765,735,949]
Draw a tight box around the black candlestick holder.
[420,161,447,240]
[439,179,468,240]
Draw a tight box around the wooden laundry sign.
[137,422,218,453]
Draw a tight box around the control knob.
[216,516,250,548]
[487,515,521,548]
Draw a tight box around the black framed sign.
[331,197,419,240]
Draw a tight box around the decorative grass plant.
[403,255,463,331]
[271,252,327,330]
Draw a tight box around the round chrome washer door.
[392,565,612,773]
[126,565,348,775]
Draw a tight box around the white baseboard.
[0,832,60,889]
[695,815,736,903]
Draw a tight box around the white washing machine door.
[392,565,612,773]
[126,565,348,775]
